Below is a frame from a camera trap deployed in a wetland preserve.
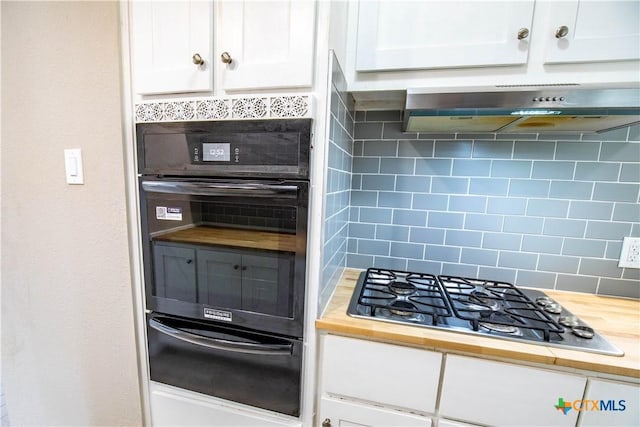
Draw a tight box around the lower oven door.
[147,313,302,417]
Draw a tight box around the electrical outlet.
[618,237,640,269]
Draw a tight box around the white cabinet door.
[355,0,535,71]
[130,1,213,95]
[543,0,640,64]
[320,335,442,414]
[319,396,431,427]
[217,0,315,91]
[578,379,639,427]
[149,383,301,426]
[439,355,586,427]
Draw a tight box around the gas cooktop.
[347,268,624,356]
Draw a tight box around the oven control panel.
[197,143,237,163]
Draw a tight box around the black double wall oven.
[137,119,311,417]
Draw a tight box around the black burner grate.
[438,275,564,341]
[356,268,452,325]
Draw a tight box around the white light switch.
[64,148,84,184]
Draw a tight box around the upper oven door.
[139,177,308,338]
[136,119,311,180]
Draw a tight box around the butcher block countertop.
[153,226,297,252]
[316,269,640,379]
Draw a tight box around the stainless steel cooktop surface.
[347,268,624,357]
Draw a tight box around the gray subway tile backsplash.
[555,142,600,161]
[393,209,427,227]
[612,203,640,222]
[397,176,431,192]
[549,180,593,200]
[527,199,569,218]
[585,221,632,240]
[599,141,640,161]
[593,182,639,202]
[469,178,509,196]
[378,191,412,209]
[562,238,606,258]
[435,140,473,158]
[449,195,487,213]
[327,106,639,299]
[376,225,410,242]
[521,235,563,254]
[431,177,468,194]
[445,229,483,248]
[452,159,491,176]
[482,232,522,251]
[398,140,434,158]
[542,218,587,238]
[531,161,575,180]
[465,213,503,232]
[509,179,550,197]
[620,163,640,183]
[472,141,513,159]
[568,201,613,220]
[514,141,555,159]
[487,197,527,215]
[491,160,532,178]
[412,193,448,210]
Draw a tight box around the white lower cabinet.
[578,379,640,427]
[317,334,639,427]
[149,383,301,427]
[319,397,431,427]
[320,334,442,413]
[439,355,586,427]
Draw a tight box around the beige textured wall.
[1,1,142,425]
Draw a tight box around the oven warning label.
[156,207,183,221]
[204,308,232,322]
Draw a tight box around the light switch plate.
[618,237,640,269]
[64,148,84,184]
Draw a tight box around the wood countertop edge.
[315,318,559,366]
[316,268,640,379]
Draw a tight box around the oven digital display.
[202,143,231,162]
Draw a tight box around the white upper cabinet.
[129,1,316,96]
[131,1,213,95]
[216,0,316,91]
[543,0,640,64]
[355,0,536,71]
[347,0,640,90]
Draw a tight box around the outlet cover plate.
[618,237,640,269]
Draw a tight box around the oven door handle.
[141,180,298,198]
[148,318,293,356]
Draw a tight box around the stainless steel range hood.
[404,88,640,133]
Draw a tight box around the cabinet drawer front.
[150,383,301,426]
[319,396,431,427]
[579,379,639,427]
[440,355,586,426]
[321,335,442,413]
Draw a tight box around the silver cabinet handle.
[220,51,233,64]
[555,25,569,38]
[321,419,331,427]
[192,53,205,66]
[517,28,529,40]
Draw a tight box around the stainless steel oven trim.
[148,317,293,355]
